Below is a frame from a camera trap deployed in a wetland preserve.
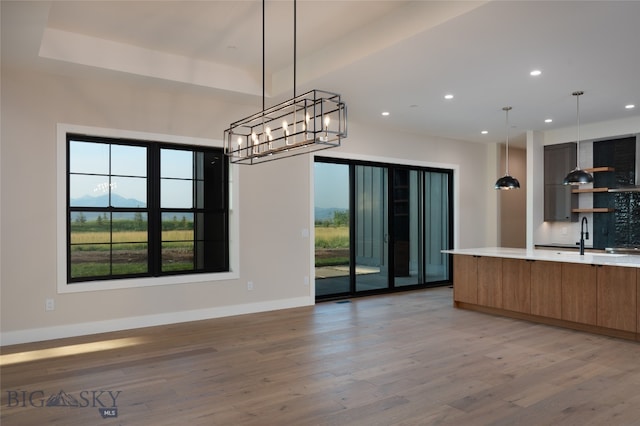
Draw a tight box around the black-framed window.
[67,133,228,283]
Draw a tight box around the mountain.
[71,193,146,208]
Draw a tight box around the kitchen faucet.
[579,216,589,255]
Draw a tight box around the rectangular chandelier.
[224,89,347,165]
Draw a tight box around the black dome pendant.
[495,174,521,190]
[494,106,520,190]
[563,91,593,186]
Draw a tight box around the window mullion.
[149,144,161,276]
[66,132,229,284]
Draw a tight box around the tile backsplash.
[593,136,639,248]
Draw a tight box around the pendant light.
[223,0,347,165]
[563,91,593,185]
[494,106,520,190]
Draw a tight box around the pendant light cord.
[263,0,296,104]
[576,93,580,168]
[505,107,510,174]
[577,93,580,146]
[293,0,297,98]
[502,106,512,175]
[262,0,265,112]
[573,91,583,169]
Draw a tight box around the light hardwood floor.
[2,287,640,425]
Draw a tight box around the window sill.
[57,270,239,294]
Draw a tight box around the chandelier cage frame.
[224,89,347,165]
[223,0,347,165]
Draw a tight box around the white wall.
[0,66,315,344]
[0,63,496,344]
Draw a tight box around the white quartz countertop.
[442,247,640,268]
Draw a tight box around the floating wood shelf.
[571,208,615,213]
[572,187,610,193]
[584,167,615,173]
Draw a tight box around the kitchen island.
[443,247,640,341]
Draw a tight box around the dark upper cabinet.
[545,143,577,184]
[544,186,577,222]
[544,143,578,222]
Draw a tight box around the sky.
[69,140,195,208]
[314,162,349,209]
[71,140,351,210]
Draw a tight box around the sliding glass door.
[354,165,389,292]
[314,162,350,297]
[423,171,451,283]
[393,168,418,287]
[314,158,452,299]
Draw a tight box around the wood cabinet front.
[453,255,503,307]
[597,266,637,332]
[478,257,503,308]
[451,251,640,341]
[530,261,562,319]
[453,254,478,304]
[561,263,597,325]
[502,258,531,313]
[638,273,640,334]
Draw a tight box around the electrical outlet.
[45,298,55,311]
[304,276,309,286]
[247,281,254,291]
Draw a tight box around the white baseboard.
[0,296,314,346]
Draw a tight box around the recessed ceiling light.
[530,69,542,76]
[444,94,454,100]
[381,111,390,116]
[625,104,635,109]
[481,130,488,135]
[544,118,553,123]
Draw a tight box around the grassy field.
[72,227,346,249]
[71,227,350,275]
[315,226,349,267]
[71,230,193,247]
[70,230,196,277]
[315,226,349,249]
